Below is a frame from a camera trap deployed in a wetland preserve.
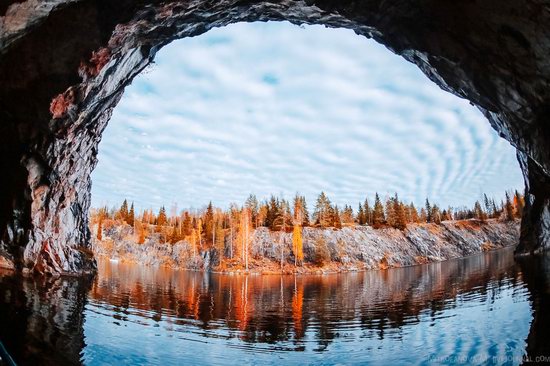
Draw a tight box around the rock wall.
[0,0,549,273]
[93,220,520,272]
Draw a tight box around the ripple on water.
[0,246,542,365]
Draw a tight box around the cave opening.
[92,21,523,218]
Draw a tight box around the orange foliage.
[292,282,304,339]
[292,225,304,265]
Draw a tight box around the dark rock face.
[0,0,549,274]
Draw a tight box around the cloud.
[91,21,524,212]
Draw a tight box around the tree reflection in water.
[0,247,548,365]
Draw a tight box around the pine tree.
[357,203,365,225]
[156,206,167,232]
[182,211,193,236]
[313,192,332,228]
[394,196,407,230]
[119,199,129,223]
[410,203,419,223]
[332,205,342,229]
[300,196,310,227]
[169,225,180,244]
[203,201,215,245]
[420,208,427,222]
[266,195,280,230]
[473,201,487,221]
[364,198,372,225]
[425,198,432,223]
[245,194,259,228]
[372,193,385,228]
[483,194,491,214]
[128,202,135,227]
[341,205,354,225]
[293,194,310,227]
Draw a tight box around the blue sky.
[91,21,523,212]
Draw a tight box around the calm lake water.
[1,246,549,365]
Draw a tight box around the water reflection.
[0,271,90,365]
[0,247,549,365]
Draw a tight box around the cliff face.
[93,220,520,273]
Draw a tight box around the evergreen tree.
[266,195,280,229]
[313,192,332,228]
[182,211,193,236]
[119,199,129,223]
[128,202,135,227]
[364,198,372,226]
[395,200,407,230]
[385,196,396,228]
[156,206,167,232]
[300,196,310,227]
[204,202,214,244]
[293,194,310,227]
[169,225,180,244]
[420,208,427,222]
[483,194,492,214]
[410,203,419,223]
[372,193,385,228]
[281,199,293,228]
[473,201,487,221]
[357,203,365,225]
[332,205,342,229]
[425,198,432,223]
[341,205,354,224]
[245,194,259,227]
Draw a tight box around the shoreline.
[94,219,520,275]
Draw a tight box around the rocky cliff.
[93,219,520,273]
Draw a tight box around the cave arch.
[1,0,549,274]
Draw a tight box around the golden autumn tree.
[292,194,305,266]
[237,208,251,270]
[96,218,103,241]
[190,228,198,257]
[292,224,303,266]
[135,220,146,244]
[197,218,203,252]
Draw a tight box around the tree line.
[91,190,524,268]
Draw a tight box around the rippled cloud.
[91,21,524,211]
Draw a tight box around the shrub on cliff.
[314,236,331,266]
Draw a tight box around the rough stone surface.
[93,220,520,272]
[0,0,549,274]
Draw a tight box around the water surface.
[1,246,549,365]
